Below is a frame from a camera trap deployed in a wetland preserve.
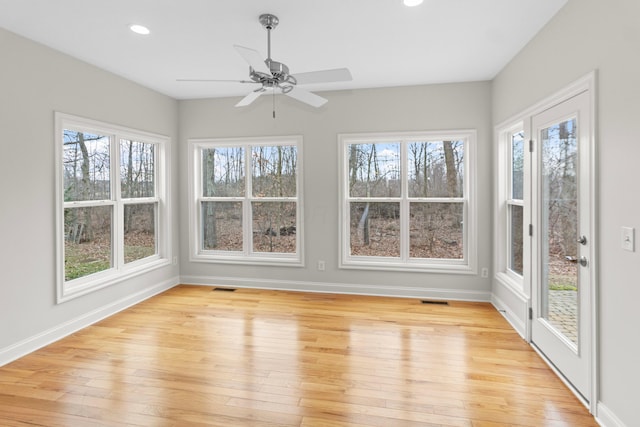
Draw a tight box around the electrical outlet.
[481,267,489,278]
[317,260,326,271]
[172,256,178,265]
[622,227,635,252]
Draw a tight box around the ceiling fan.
[178,13,352,112]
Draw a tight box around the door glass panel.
[540,118,578,345]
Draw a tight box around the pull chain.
[272,89,276,119]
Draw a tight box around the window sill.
[58,257,171,303]
[190,253,304,268]
[495,271,526,298]
[340,258,475,275]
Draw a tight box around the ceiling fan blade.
[293,68,352,85]
[235,89,264,107]
[176,78,257,83]
[285,87,328,108]
[233,45,271,75]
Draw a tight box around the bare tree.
[203,148,218,249]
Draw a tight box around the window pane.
[408,141,464,198]
[124,203,156,263]
[120,140,155,198]
[252,145,297,197]
[350,202,400,257]
[348,143,401,197]
[409,202,463,259]
[201,201,243,251]
[63,130,110,201]
[202,147,245,197]
[64,205,112,281]
[511,131,524,200]
[252,202,297,253]
[509,204,524,275]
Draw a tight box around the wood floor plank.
[0,285,598,426]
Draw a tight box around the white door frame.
[497,72,598,413]
[531,89,594,404]
[527,73,598,412]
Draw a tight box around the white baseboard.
[0,276,179,367]
[180,274,492,302]
[596,402,628,427]
[491,275,529,339]
[491,293,527,339]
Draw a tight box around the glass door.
[531,90,592,403]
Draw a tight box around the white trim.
[188,135,304,266]
[0,277,179,367]
[494,72,597,131]
[531,343,590,409]
[181,275,491,302]
[55,112,172,303]
[494,121,526,295]
[492,71,598,414]
[596,402,628,427]
[58,258,172,303]
[338,130,477,274]
[530,86,595,406]
[491,276,528,339]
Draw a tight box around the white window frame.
[188,135,304,266]
[338,130,477,273]
[55,113,171,303]
[495,121,528,293]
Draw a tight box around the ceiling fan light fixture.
[129,24,150,35]
[403,0,423,6]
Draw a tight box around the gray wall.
[178,82,493,300]
[0,28,180,357]
[492,0,640,425]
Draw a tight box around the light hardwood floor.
[0,285,598,426]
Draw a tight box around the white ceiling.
[0,0,567,100]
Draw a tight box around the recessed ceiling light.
[129,24,150,35]
[404,0,423,6]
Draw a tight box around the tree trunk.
[349,144,358,193]
[443,141,457,197]
[125,140,134,233]
[203,149,217,248]
[78,133,93,241]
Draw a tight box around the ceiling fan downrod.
[258,14,278,61]
[250,14,296,93]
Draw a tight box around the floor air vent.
[421,300,449,305]
[212,287,237,292]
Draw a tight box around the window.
[496,121,526,291]
[55,113,169,302]
[339,131,476,272]
[508,130,525,276]
[189,136,303,265]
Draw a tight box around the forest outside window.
[189,136,303,265]
[56,113,169,302]
[339,131,476,273]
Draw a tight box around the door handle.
[578,235,587,245]
[579,256,588,267]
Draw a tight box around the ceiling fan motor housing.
[259,14,279,30]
